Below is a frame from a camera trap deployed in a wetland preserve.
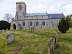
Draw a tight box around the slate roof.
[24,13,65,19]
[48,13,65,19]
[25,13,48,16]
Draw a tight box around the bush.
[0,21,10,30]
[58,18,69,33]
[66,17,70,22]
[69,21,72,28]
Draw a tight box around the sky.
[0,0,72,20]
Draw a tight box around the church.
[10,2,65,30]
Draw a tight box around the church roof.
[48,13,65,19]
[25,13,48,16]
[24,13,65,19]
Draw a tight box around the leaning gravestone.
[6,33,15,45]
[54,27,59,49]
[48,38,53,54]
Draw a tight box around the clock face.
[18,5,22,10]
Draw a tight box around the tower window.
[42,21,45,26]
[18,5,22,10]
[23,22,25,26]
[30,21,32,26]
[36,21,39,26]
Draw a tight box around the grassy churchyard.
[0,27,72,54]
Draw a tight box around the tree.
[4,13,14,23]
[0,21,10,30]
[69,21,72,28]
[11,17,14,23]
[58,18,69,33]
[66,16,71,22]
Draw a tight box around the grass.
[0,27,72,54]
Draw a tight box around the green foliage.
[69,21,72,28]
[66,17,70,22]
[21,47,35,54]
[58,18,69,33]
[0,21,10,30]
[66,15,71,21]
[66,15,72,28]
[53,49,61,54]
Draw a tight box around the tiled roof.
[48,13,65,19]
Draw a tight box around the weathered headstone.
[2,29,4,32]
[31,27,34,31]
[48,38,53,54]
[0,29,4,34]
[6,28,8,30]
[54,27,59,48]
[6,33,15,45]
[31,27,32,31]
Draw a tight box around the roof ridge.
[26,13,47,14]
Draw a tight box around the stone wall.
[51,19,60,27]
[14,19,52,29]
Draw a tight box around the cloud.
[0,0,72,20]
[63,4,72,15]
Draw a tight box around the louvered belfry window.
[18,5,22,10]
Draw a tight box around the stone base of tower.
[10,21,22,30]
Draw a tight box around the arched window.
[23,22,25,26]
[18,5,22,10]
[42,21,45,26]
[30,21,32,26]
[36,21,39,26]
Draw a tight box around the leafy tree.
[58,18,69,33]
[69,21,72,28]
[66,15,72,21]
[0,21,10,30]
[11,17,14,23]
[66,17,71,22]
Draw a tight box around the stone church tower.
[11,2,26,30]
[15,2,26,20]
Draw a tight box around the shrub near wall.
[58,18,69,33]
[69,21,72,28]
[0,21,10,30]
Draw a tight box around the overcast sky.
[0,0,72,20]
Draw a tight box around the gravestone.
[54,27,59,48]
[6,28,8,30]
[48,38,53,54]
[6,33,15,45]
[0,29,4,34]
[2,29,4,32]
[31,27,34,31]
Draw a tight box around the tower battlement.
[16,2,25,4]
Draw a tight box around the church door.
[13,24,16,30]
